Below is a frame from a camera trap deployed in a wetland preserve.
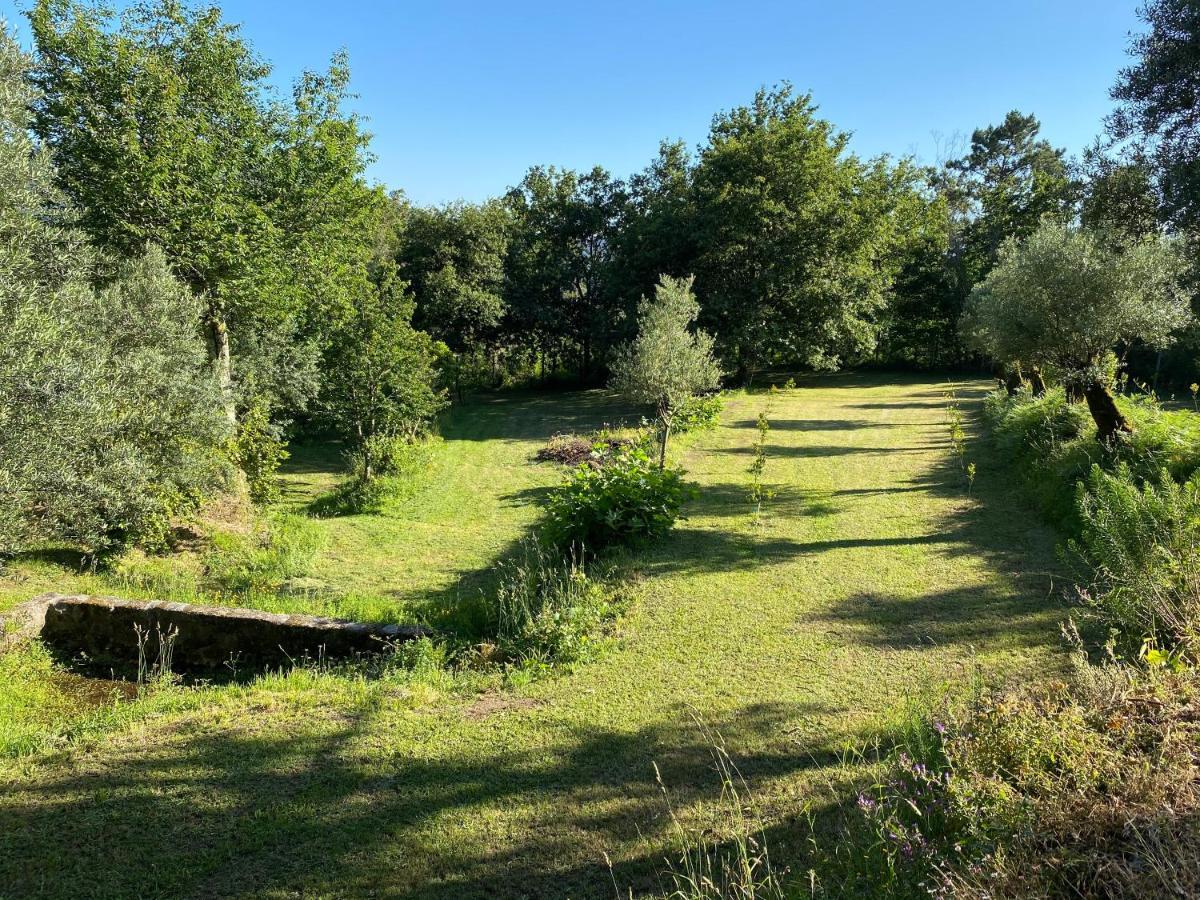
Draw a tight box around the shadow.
[0,698,850,899]
[443,388,645,443]
[714,443,950,458]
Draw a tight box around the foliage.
[544,445,692,551]
[311,436,440,517]
[836,667,1200,899]
[321,263,447,465]
[691,85,923,380]
[227,394,289,505]
[964,221,1190,439]
[490,539,615,664]
[672,393,724,435]
[504,165,630,377]
[1071,464,1200,659]
[981,385,1200,531]
[1110,0,1200,231]
[0,53,231,560]
[610,275,722,466]
[28,0,383,425]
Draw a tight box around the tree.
[504,165,628,379]
[944,111,1076,283]
[28,0,379,425]
[691,85,919,382]
[322,262,446,480]
[395,199,512,393]
[962,222,1190,441]
[1110,0,1200,231]
[1,23,229,560]
[610,275,722,468]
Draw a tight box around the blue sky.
[3,1,1144,205]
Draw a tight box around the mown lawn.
[0,374,1066,898]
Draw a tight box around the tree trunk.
[204,307,236,424]
[1029,367,1047,397]
[1084,380,1133,443]
[1065,381,1085,404]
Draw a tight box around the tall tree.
[692,85,921,382]
[504,165,628,378]
[943,110,1076,288]
[1110,0,1200,232]
[28,0,378,422]
[395,199,512,391]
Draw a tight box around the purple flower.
[933,721,947,735]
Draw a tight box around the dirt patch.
[464,693,541,720]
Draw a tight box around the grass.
[0,373,1067,898]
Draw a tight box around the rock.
[18,593,428,674]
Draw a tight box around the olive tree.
[0,24,229,561]
[963,221,1190,441]
[610,275,722,467]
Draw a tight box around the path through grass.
[0,374,1066,898]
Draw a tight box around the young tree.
[322,263,446,480]
[610,275,722,468]
[962,222,1190,441]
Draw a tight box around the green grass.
[0,373,1067,898]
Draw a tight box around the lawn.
[0,373,1066,898]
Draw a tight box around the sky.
[2,0,1146,206]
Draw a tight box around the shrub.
[227,394,289,505]
[673,393,724,434]
[834,665,1200,899]
[311,437,439,516]
[1071,464,1200,658]
[543,445,692,551]
[490,539,613,663]
[982,385,1200,532]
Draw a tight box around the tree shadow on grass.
[0,698,850,900]
[713,442,950,458]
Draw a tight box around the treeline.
[3,0,1199,561]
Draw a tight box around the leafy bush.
[490,539,614,663]
[827,664,1200,899]
[227,394,289,505]
[311,437,439,516]
[983,385,1200,532]
[673,393,724,434]
[1071,464,1200,658]
[543,446,692,551]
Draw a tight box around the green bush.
[227,395,289,505]
[1071,464,1200,658]
[673,393,724,434]
[490,539,613,663]
[982,385,1200,533]
[543,445,692,551]
[311,437,439,516]
[825,665,1200,898]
